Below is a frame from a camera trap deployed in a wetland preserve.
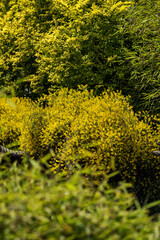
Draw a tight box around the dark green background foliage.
[122,0,160,114]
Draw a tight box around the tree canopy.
[0,0,159,114]
[0,0,131,97]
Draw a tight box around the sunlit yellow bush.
[0,88,160,199]
[0,97,44,156]
[39,89,159,189]
[0,97,32,145]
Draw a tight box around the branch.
[0,145,25,156]
[152,151,160,156]
[0,144,26,163]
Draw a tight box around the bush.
[0,97,40,148]
[0,162,160,240]
[0,88,160,202]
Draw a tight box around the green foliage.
[0,161,160,240]
[32,0,131,95]
[0,0,131,97]
[122,0,160,114]
[1,0,159,116]
[0,0,69,97]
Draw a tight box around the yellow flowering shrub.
[0,97,32,146]
[0,88,159,200]
[0,97,43,156]
[40,89,159,187]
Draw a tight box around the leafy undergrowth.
[0,159,160,240]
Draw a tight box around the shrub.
[0,97,44,156]
[0,88,159,202]
[0,97,31,145]
[40,88,160,202]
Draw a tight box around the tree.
[0,0,131,98]
[31,0,131,95]
[0,0,67,98]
